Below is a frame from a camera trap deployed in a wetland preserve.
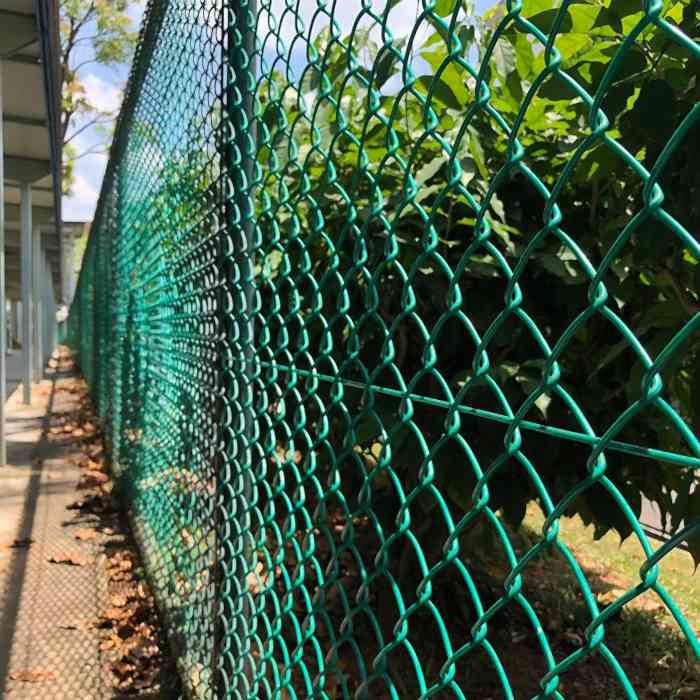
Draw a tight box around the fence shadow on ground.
[0,360,175,700]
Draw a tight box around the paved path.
[0,360,110,699]
[5,352,25,403]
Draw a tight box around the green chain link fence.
[68,0,700,697]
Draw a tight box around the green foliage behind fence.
[69,0,700,697]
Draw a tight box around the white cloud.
[260,1,426,45]
[63,174,100,221]
[62,147,108,221]
[82,73,123,114]
[127,1,146,24]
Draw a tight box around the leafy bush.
[245,0,700,562]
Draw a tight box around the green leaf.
[593,6,623,34]
[528,8,573,34]
[468,126,488,179]
[457,24,476,54]
[374,38,407,87]
[625,79,677,138]
[492,38,517,77]
[414,156,446,187]
[434,0,461,17]
[416,75,463,111]
[539,250,585,285]
[614,0,647,18]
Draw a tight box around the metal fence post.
[216,1,257,695]
[33,226,43,380]
[0,59,6,464]
[20,184,33,404]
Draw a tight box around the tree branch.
[71,35,99,45]
[72,146,110,161]
[65,114,116,144]
[69,58,100,75]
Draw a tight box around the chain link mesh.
[69,0,699,697]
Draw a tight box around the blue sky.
[62,2,145,221]
[62,0,494,222]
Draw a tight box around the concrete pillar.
[62,231,74,307]
[20,184,33,404]
[60,227,68,306]
[0,60,7,465]
[69,236,76,304]
[33,227,43,380]
[42,252,55,356]
[11,301,18,349]
[14,301,21,347]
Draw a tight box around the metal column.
[0,60,6,465]
[11,301,18,349]
[68,236,76,304]
[33,226,43,380]
[14,301,21,347]
[20,183,32,404]
[43,252,56,355]
[61,228,69,306]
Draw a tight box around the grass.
[502,504,700,699]
[522,504,700,634]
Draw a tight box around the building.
[1,0,63,463]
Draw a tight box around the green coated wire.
[68,0,700,698]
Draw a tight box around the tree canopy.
[60,0,139,192]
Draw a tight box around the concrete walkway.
[0,359,110,699]
[5,351,25,403]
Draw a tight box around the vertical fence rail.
[69,1,700,698]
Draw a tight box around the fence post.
[33,227,43,380]
[216,0,257,695]
[0,60,5,465]
[20,184,33,405]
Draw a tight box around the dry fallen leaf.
[82,469,109,485]
[48,553,91,567]
[87,444,104,459]
[103,607,128,621]
[132,640,159,659]
[74,528,97,541]
[9,669,57,683]
[246,562,271,594]
[85,458,104,472]
[58,619,97,631]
